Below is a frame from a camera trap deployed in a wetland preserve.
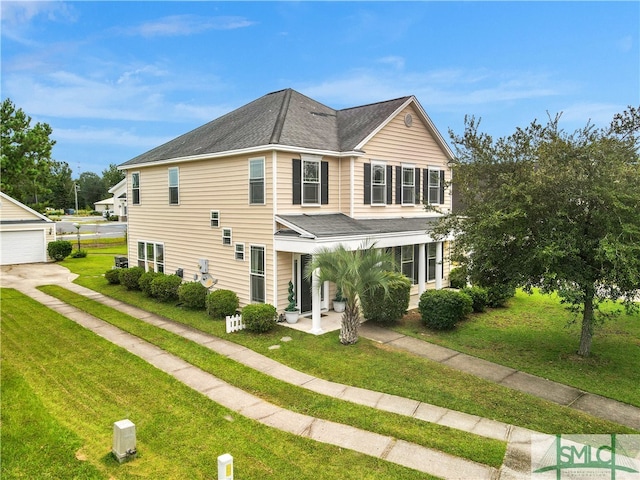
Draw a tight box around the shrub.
[449,267,468,289]
[207,289,240,319]
[70,249,88,258]
[178,282,208,309]
[461,286,488,313]
[361,272,411,325]
[151,274,183,302]
[119,266,145,290]
[242,304,277,333]
[139,270,161,296]
[104,268,121,284]
[47,240,72,261]
[484,284,516,308]
[418,289,473,330]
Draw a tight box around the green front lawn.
[393,290,640,407]
[1,289,436,480]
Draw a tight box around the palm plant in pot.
[332,286,346,313]
[284,280,299,324]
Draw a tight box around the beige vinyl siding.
[126,154,275,307]
[0,198,44,220]
[352,104,451,218]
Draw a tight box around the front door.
[300,254,313,313]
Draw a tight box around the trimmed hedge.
[47,240,72,261]
[242,304,277,333]
[484,284,516,308]
[207,289,239,319]
[151,274,183,302]
[361,272,411,325]
[119,267,145,290]
[449,267,468,289]
[104,269,121,285]
[418,289,473,330]
[139,271,161,297]
[178,282,208,309]
[461,286,488,313]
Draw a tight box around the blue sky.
[2,1,638,179]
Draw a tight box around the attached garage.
[0,192,55,266]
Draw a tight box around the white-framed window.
[427,243,437,282]
[250,245,265,303]
[249,157,265,205]
[210,210,220,228]
[302,158,320,205]
[402,165,415,205]
[131,172,140,205]
[137,241,164,273]
[222,228,232,246]
[235,243,245,261]
[401,245,414,282]
[371,162,386,205]
[428,168,442,204]
[168,167,179,205]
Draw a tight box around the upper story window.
[292,157,328,205]
[222,228,232,246]
[249,158,265,204]
[131,172,140,205]
[210,210,220,227]
[168,167,179,205]
[426,168,445,205]
[235,242,245,261]
[402,166,415,205]
[371,163,387,205]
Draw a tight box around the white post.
[310,267,324,335]
[418,243,426,296]
[218,453,233,480]
[435,242,443,290]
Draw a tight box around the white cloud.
[122,15,255,38]
[53,125,170,149]
[555,102,623,127]
[0,1,77,45]
[377,56,405,70]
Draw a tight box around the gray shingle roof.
[276,213,438,239]
[120,89,411,167]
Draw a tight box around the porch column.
[418,243,426,296]
[435,242,443,290]
[310,268,324,335]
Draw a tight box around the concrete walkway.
[2,263,637,479]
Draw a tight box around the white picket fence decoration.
[226,313,244,333]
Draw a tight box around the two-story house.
[118,89,454,332]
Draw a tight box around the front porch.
[280,294,421,335]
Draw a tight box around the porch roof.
[275,213,439,239]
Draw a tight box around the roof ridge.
[269,88,293,144]
[338,95,412,113]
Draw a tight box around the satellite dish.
[200,273,217,289]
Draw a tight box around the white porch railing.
[225,313,244,333]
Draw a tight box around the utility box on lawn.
[112,419,137,463]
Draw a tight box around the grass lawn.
[1,288,437,480]
[62,249,634,436]
[393,291,640,407]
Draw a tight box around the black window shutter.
[394,246,401,271]
[415,168,421,204]
[395,166,401,204]
[292,159,301,205]
[413,244,420,284]
[439,170,445,204]
[386,166,393,204]
[321,161,329,204]
[423,170,428,203]
[364,163,371,205]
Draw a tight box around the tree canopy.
[435,107,640,357]
[1,98,56,204]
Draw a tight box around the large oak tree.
[435,107,640,356]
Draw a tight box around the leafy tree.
[77,171,106,209]
[434,107,640,356]
[45,160,75,209]
[102,163,125,190]
[305,242,396,345]
[1,99,56,204]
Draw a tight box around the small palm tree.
[304,242,396,345]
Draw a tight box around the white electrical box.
[199,258,209,273]
[112,419,137,463]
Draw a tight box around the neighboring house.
[93,197,114,214]
[118,89,454,332]
[108,178,127,221]
[0,191,56,265]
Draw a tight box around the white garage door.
[0,230,46,265]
